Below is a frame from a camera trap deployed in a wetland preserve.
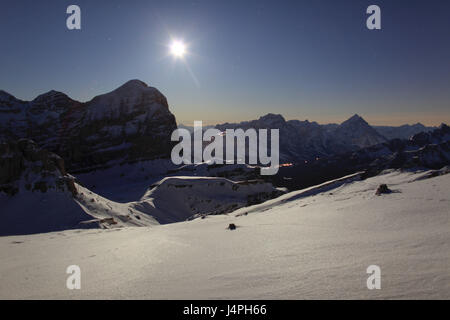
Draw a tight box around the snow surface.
[74,158,176,202]
[0,170,281,235]
[74,175,283,226]
[130,176,283,224]
[74,160,258,202]
[0,169,448,299]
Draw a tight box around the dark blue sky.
[1,0,449,125]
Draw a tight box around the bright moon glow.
[170,41,186,58]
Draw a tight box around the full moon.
[170,40,186,58]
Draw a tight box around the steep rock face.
[410,124,450,146]
[0,90,26,113]
[0,80,177,172]
[0,139,76,196]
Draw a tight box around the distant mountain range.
[182,114,437,163]
[374,123,435,140]
[1,79,448,180]
[268,123,450,190]
[214,113,385,162]
[1,79,441,172]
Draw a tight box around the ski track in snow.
[0,169,449,299]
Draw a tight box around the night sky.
[1,0,449,125]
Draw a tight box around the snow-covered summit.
[83,80,171,130]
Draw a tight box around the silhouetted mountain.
[0,80,177,172]
[216,113,387,162]
[333,114,387,148]
[374,123,435,140]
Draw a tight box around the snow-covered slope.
[0,139,160,235]
[0,140,283,235]
[0,168,448,299]
[1,171,283,235]
[130,176,285,223]
[74,160,261,202]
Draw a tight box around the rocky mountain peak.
[0,90,19,102]
[258,113,286,126]
[33,90,66,99]
[32,90,72,104]
[334,114,387,148]
[120,79,148,89]
[341,114,368,126]
[103,79,154,97]
[29,90,78,114]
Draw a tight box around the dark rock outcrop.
[375,184,391,195]
[0,139,76,196]
[374,123,435,140]
[227,223,237,230]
